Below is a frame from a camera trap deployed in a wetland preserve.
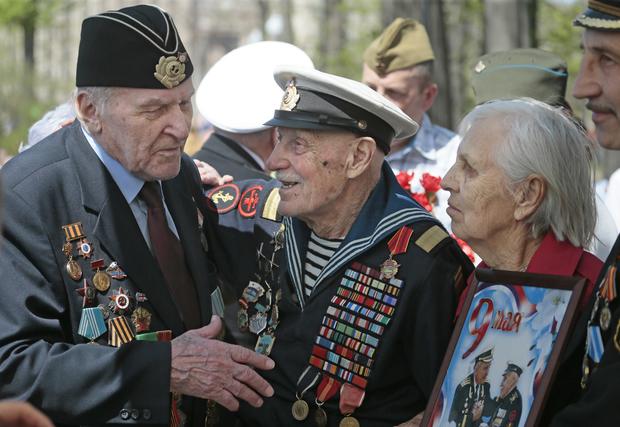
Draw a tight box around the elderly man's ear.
[345,136,377,179]
[514,175,545,222]
[75,93,102,134]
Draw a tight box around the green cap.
[363,18,435,76]
[471,48,568,106]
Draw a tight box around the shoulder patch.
[415,225,449,253]
[239,185,264,218]
[207,183,240,213]
[261,188,281,222]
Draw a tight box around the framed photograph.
[421,269,585,427]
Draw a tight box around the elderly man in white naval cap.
[194,41,314,180]
[203,66,473,426]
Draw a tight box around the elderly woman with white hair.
[442,97,603,424]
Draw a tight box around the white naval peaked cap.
[196,41,314,133]
[267,66,419,152]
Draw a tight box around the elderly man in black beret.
[203,66,473,426]
[0,4,274,426]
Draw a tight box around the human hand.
[170,316,275,411]
[193,159,233,186]
[0,401,54,427]
[394,411,423,427]
[472,401,483,421]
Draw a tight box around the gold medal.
[66,259,82,281]
[93,270,111,292]
[291,399,309,421]
[339,416,360,427]
[380,257,399,279]
[314,406,328,427]
[600,305,612,331]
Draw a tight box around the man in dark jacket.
[204,66,473,426]
[0,5,273,426]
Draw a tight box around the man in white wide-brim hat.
[194,41,313,180]
[204,65,473,426]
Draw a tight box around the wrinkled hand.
[170,316,275,411]
[395,412,423,427]
[472,401,483,421]
[193,159,233,187]
[0,401,54,427]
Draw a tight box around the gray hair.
[74,86,116,117]
[459,98,596,248]
[21,100,76,152]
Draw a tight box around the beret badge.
[280,79,300,111]
[154,52,187,89]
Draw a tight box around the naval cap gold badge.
[154,52,187,89]
[280,79,300,111]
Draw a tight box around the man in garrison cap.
[449,348,494,427]
[0,4,274,425]
[362,18,459,229]
[487,363,523,427]
[202,66,473,426]
[551,2,620,425]
[194,41,314,181]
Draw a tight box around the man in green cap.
[362,18,458,229]
[550,0,620,425]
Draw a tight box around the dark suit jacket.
[193,133,270,181]
[0,122,214,426]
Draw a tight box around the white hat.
[196,41,314,133]
[265,66,419,153]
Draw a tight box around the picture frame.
[421,268,585,427]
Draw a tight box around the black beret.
[76,4,193,89]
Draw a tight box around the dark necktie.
[140,181,201,329]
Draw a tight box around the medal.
[338,383,365,423]
[61,223,86,281]
[91,259,111,292]
[379,226,413,280]
[242,281,265,303]
[314,406,328,427]
[339,416,360,427]
[292,366,321,421]
[106,261,127,280]
[78,306,107,342]
[237,308,249,331]
[255,331,276,355]
[600,304,612,331]
[313,375,340,427]
[109,287,134,315]
[379,257,400,280]
[78,238,93,259]
[292,399,309,421]
[132,307,152,333]
[76,279,96,307]
[249,312,268,334]
[108,315,135,347]
[66,259,83,281]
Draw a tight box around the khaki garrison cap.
[363,18,435,76]
[472,49,568,107]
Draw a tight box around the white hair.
[459,98,596,248]
[21,100,75,152]
[74,87,116,116]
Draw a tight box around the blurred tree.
[0,0,65,158]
